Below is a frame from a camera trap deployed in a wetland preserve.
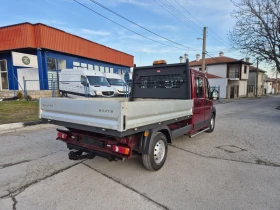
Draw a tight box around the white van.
[103,73,130,96]
[59,69,116,97]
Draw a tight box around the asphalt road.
[0,96,280,210]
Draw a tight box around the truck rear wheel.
[142,132,168,171]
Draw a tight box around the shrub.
[25,95,33,101]
[16,91,24,99]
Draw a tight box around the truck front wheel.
[142,132,168,171]
[206,113,215,133]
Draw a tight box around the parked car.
[59,69,116,97]
[103,73,130,96]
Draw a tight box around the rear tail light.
[57,132,68,140]
[112,145,130,155]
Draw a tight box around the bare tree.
[229,0,280,73]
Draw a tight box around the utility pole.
[256,57,259,97]
[201,27,207,74]
[276,70,278,95]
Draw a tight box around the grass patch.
[0,100,39,124]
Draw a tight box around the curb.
[0,120,53,134]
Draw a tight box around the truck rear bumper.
[56,129,140,160]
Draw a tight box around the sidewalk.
[215,95,270,104]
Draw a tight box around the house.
[247,66,266,96]
[189,52,251,99]
[265,78,280,95]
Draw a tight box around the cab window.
[81,75,87,85]
[195,76,204,98]
[205,78,210,98]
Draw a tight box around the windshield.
[87,76,110,86]
[107,78,125,86]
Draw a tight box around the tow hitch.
[68,150,95,160]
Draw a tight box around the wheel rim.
[210,117,214,129]
[154,140,166,165]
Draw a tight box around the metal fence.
[210,86,220,102]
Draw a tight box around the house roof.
[266,78,280,82]
[206,73,222,79]
[249,66,266,73]
[189,56,251,67]
[0,22,133,67]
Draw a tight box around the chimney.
[179,56,183,63]
[196,54,200,62]
[184,53,188,62]
[246,57,250,63]
[219,51,224,57]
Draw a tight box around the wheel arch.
[211,106,216,118]
[141,125,171,155]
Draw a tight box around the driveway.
[0,96,280,210]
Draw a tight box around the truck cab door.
[192,74,207,130]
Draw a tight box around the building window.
[58,59,66,70]
[47,57,57,71]
[195,76,204,98]
[228,64,240,78]
[73,61,80,67]
[88,64,93,70]
[244,66,247,74]
[0,60,8,89]
[81,63,87,68]
[110,67,114,73]
[100,66,105,72]
[105,67,109,73]
[94,65,99,71]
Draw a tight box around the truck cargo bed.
[40,98,193,134]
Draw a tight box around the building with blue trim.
[0,23,133,95]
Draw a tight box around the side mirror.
[211,89,219,101]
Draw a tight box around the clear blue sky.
[1,0,271,74]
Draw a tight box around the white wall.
[191,64,227,78]
[17,68,40,91]
[239,80,247,96]
[207,64,227,78]
[266,82,273,94]
[208,78,228,98]
[241,64,249,80]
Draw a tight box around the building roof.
[189,56,251,67]
[0,22,133,67]
[249,66,266,73]
[206,73,222,79]
[266,78,280,82]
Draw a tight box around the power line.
[153,0,201,34]
[72,0,194,51]
[88,0,198,51]
[172,0,231,49]
[154,0,229,51]
[162,0,202,31]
